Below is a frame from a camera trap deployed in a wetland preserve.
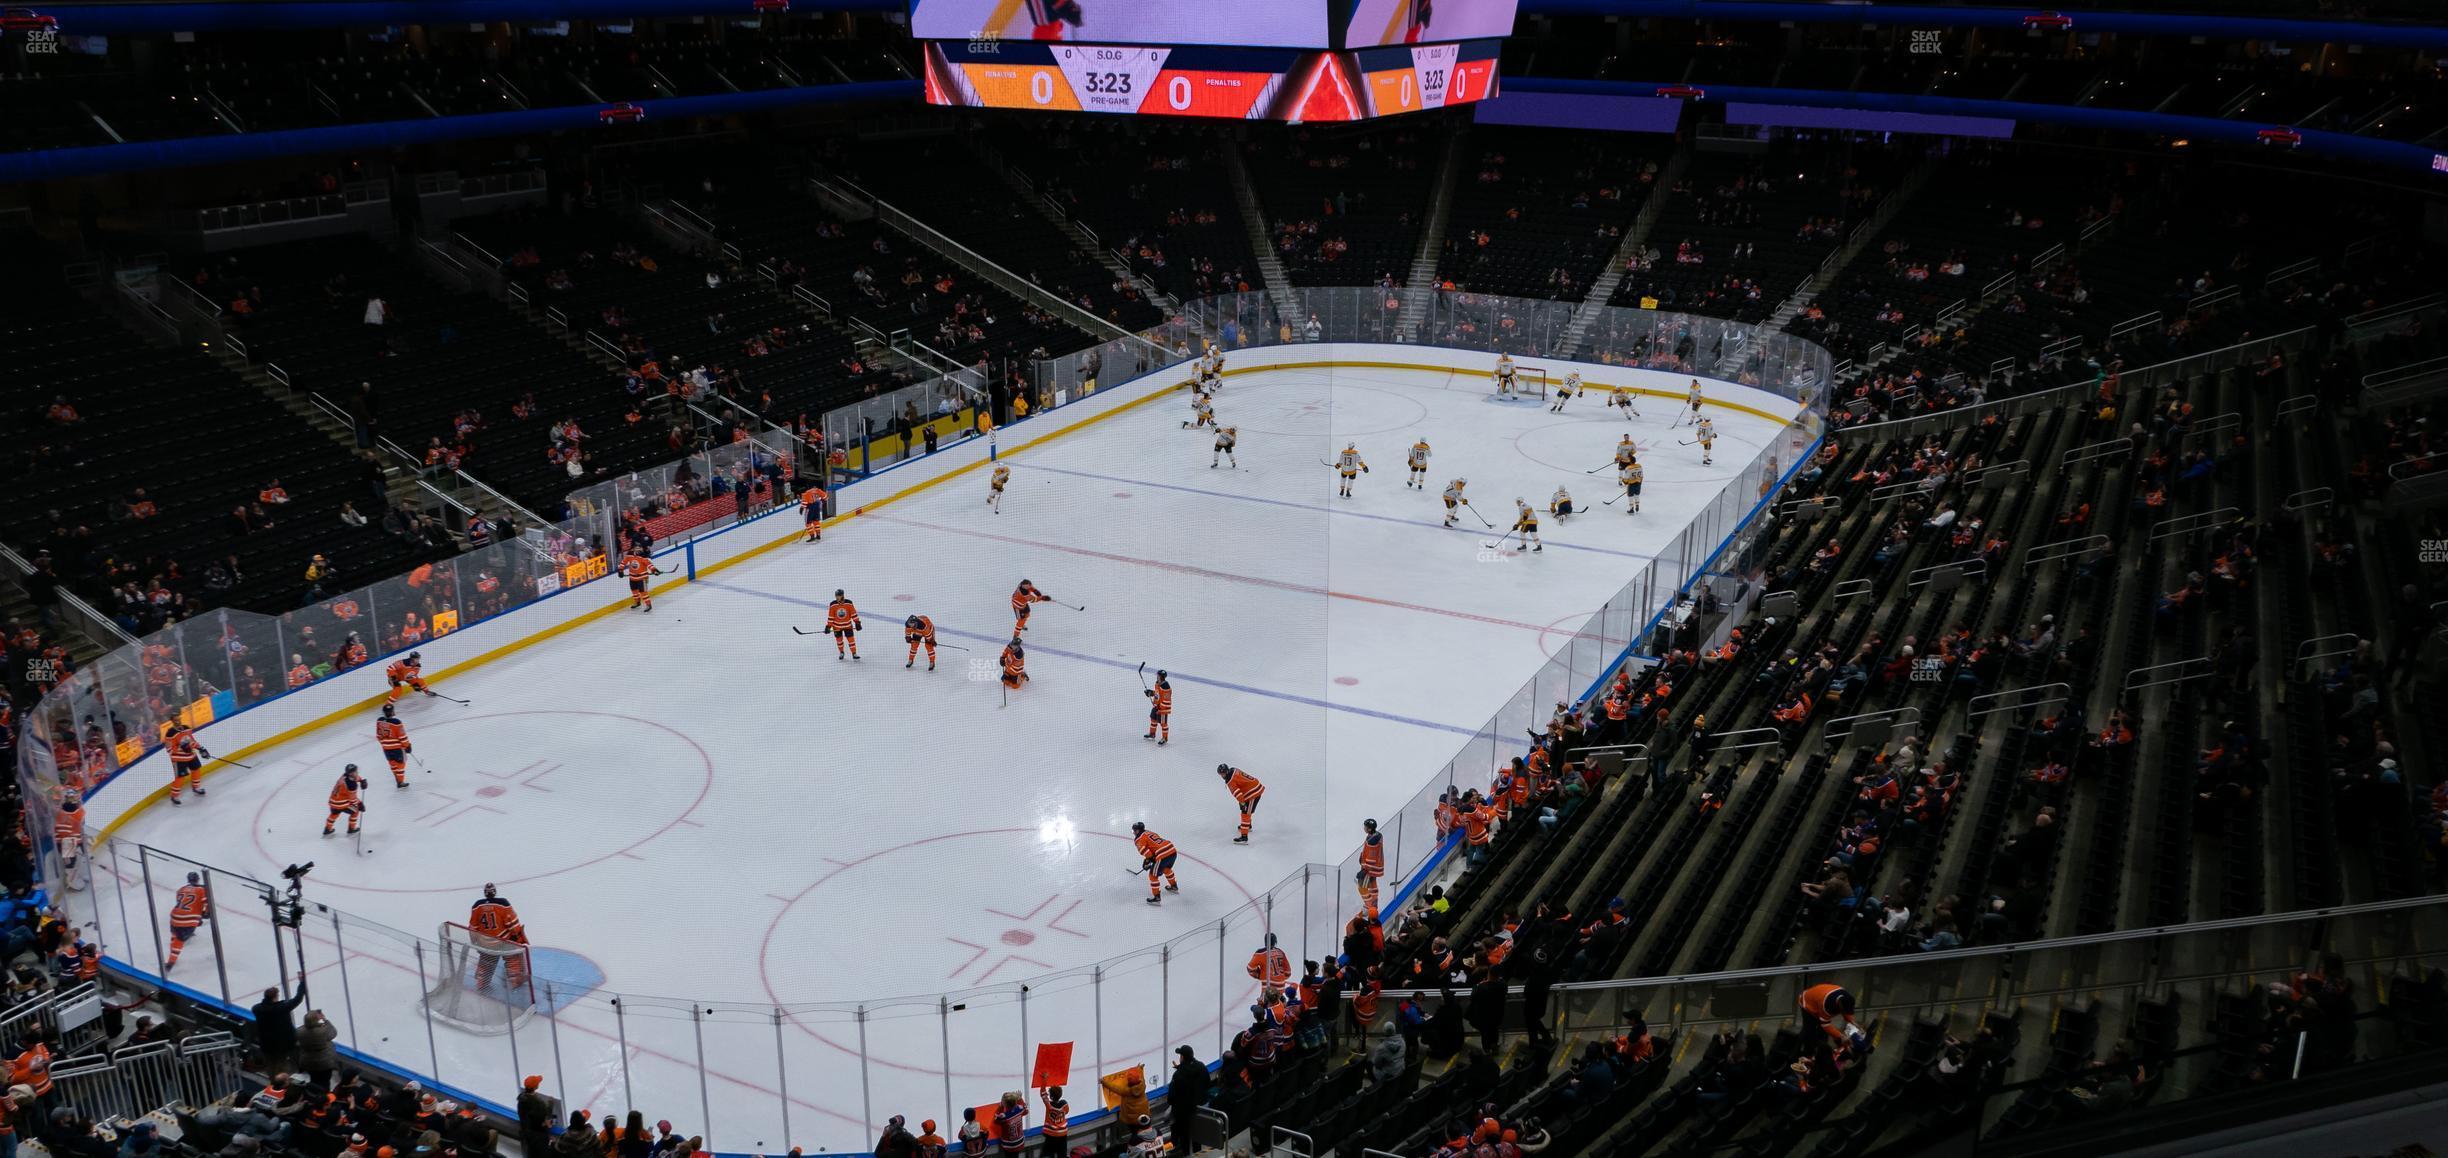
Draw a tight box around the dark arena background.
[3,3,2448,1158]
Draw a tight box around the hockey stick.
[1678,438,1700,446]
[423,691,473,705]
[999,681,1007,710]
[1050,599,1087,612]
[1603,491,1628,506]
[210,756,253,770]
[1458,500,1496,529]
[790,626,825,636]
[411,751,430,772]
[1584,460,1619,475]
[1481,528,1519,552]
[1137,661,1149,692]
[354,822,367,857]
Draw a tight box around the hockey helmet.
[483,882,499,898]
[834,589,846,599]
[1216,763,1232,776]
[906,614,922,627]
[1130,821,1146,836]
[1363,818,1379,832]
[187,872,201,885]
[407,651,421,662]
[381,703,397,717]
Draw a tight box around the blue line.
[1015,463,1661,562]
[694,580,1516,742]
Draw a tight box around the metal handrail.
[453,230,506,270]
[2187,284,2242,314]
[2281,487,2334,512]
[451,467,551,528]
[1967,682,2071,718]
[2062,435,2134,471]
[2275,394,2319,421]
[2363,354,2448,391]
[1821,706,1919,745]
[2124,655,2213,692]
[2109,310,2162,339]
[0,539,140,650]
[1831,577,1873,600]
[2149,506,2240,543]
[791,283,831,316]
[2021,534,2109,571]
[1907,558,1985,588]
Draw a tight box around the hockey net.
[1489,363,1548,402]
[422,922,536,1035]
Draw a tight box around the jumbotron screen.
[919,39,1498,121]
[908,0,1521,50]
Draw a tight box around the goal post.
[422,921,536,1035]
[1490,362,1549,402]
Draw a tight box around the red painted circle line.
[240,709,713,895]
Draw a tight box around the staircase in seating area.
[1392,126,1472,341]
[968,135,1178,314]
[1223,145,1301,321]
[1553,139,1692,360]
[1763,150,1941,332]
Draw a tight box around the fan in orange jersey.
[164,871,211,972]
[468,883,531,990]
[826,589,863,660]
[385,652,429,703]
[1355,819,1387,913]
[1143,670,1174,744]
[622,553,657,612]
[800,484,828,543]
[1217,763,1263,843]
[1011,579,1053,633]
[375,703,414,788]
[904,614,938,670]
[323,764,366,838]
[164,720,209,805]
[1000,637,1028,689]
[1131,822,1180,905]
[52,790,86,882]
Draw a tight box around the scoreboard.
[920,39,1500,121]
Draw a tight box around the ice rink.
[81,357,1800,1148]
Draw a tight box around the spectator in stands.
[551,1111,597,1158]
[250,979,308,1076]
[515,1076,553,1158]
[1367,1027,1406,1086]
[298,1009,339,1088]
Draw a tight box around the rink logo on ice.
[1475,547,1515,563]
[966,657,998,681]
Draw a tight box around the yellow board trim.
[96,358,1794,842]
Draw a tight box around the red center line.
[869,513,1633,644]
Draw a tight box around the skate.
[1232,834,1249,844]
[907,660,915,668]
[1533,544,1544,552]
[322,828,335,838]
[1144,731,1156,741]
[1158,737,1167,746]
[1166,882,1181,894]
[194,785,205,796]
[170,797,181,807]
[928,661,936,671]
[1145,895,1162,906]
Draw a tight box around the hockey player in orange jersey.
[1000,637,1028,690]
[904,614,937,670]
[1143,670,1173,744]
[1217,763,1263,843]
[468,883,531,991]
[1011,579,1054,633]
[827,589,863,660]
[1131,822,1180,904]
[324,765,366,837]
[164,720,209,804]
[375,703,414,788]
[385,652,430,703]
[623,554,657,612]
[164,871,210,972]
